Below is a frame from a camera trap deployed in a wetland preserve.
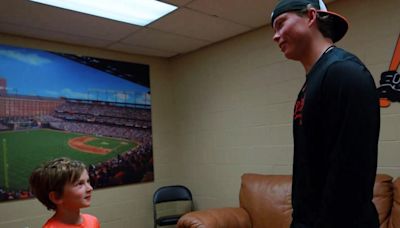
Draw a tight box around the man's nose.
[272,31,280,43]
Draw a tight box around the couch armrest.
[177,207,251,228]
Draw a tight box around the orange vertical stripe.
[389,34,400,71]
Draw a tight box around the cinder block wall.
[168,0,400,210]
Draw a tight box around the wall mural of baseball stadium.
[0,43,153,202]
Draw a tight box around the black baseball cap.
[270,0,348,43]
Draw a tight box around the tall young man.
[271,0,380,227]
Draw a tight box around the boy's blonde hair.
[29,157,87,210]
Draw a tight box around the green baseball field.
[0,129,136,191]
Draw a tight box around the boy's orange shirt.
[43,213,100,228]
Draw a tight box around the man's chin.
[283,51,300,61]
[284,52,295,60]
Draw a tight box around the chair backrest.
[153,185,193,227]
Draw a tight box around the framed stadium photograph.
[0,43,153,202]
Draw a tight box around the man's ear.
[49,191,63,205]
[306,8,318,27]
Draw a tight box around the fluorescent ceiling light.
[29,0,177,26]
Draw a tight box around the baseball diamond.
[0,129,136,192]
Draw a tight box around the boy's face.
[58,169,93,210]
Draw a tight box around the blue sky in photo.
[0,44,150,105]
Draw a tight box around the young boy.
[30,157,100,228]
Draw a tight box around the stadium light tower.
[2,138,9,190]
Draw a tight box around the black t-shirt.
[291,47,380,228]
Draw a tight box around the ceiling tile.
[0,22,112,48]
[0,0,140,41]
[160,0,194,7]
[149,8,251,42]
[120,28,211,54]
[187,0,276,27]
[108,43,177,58]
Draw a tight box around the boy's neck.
[53,208,82,225]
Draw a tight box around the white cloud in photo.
[44,90,59,97]
[115,91,129,101]
[0,49,51,66]
[61,88,90,99]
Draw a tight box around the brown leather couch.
[178,173,400,228]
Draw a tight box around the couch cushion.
[372,174,394,227]
[389,177,400,228]
[240,174,292,228]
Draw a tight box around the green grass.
[0,129,136,191]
